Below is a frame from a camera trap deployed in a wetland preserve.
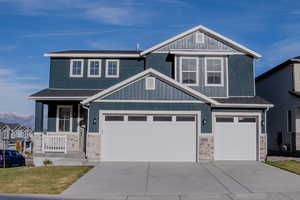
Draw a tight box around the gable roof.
[81,68,220,105]
[256,56,300,81]
[140,25,261,58]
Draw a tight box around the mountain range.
[0,112,34,128]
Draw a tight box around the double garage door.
[101,113,197,162]
[100,112,258,162]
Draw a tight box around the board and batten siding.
[175,55,228,97]
[103,76,199,101]
[88,102,212,133]
[155,31,238,52]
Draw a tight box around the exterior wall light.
[93,118,97,125]
[261,120,265,126]
[202,119,207,125]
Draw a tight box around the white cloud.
[0,66,45,115]
[20,31,98,38]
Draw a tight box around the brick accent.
[199,135,214,160]
[259,135,267,161]
[86,133,101,162]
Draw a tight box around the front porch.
[33,101,89,165]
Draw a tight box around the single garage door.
[214,116,257,160]
[101,114,197,162]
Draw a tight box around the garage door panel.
[214,115,257,161]
[102,114,197,162]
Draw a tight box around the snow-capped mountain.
[0,112,34,128]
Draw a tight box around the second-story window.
[70,59,83,77]
[205,57,224,86]
[88,59,101,77]
[179,57,199,86]
[105,59,119,78]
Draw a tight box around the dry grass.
[0,166,93,194]
[265,160,300,175]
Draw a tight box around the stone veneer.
[33,132,43,154]
[259,135,267,161]
[86,133,101,162]
[198,135,214,160]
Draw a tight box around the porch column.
[35,101,44,132]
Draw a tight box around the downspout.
[81,103,89,159]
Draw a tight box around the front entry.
[100,112,197,162]
[214,115,258,160]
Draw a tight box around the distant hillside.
[0,112,34,128]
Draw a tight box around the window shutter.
[145,77,156,90]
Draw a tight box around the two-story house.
[29,25,272,164]
[256,57,300,155]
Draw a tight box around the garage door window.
[105,116,124,121]
[128,116,147,121]
[238,117,256,123]
[153,116,172,121]
[176,116,195,121]
[216,117,234,123]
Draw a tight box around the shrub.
[43,159,53,166]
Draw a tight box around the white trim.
[81,68,220,105]
[195,31,204,44]
[88,59,102,78]
[169,50,243,56]
[212,111,262,161]
[96,100,203,103]
[145,77,156,90]
[56,105,73,133]
[28,96,88,100]
[179,56,199,86]
[204,57,224,87]
[226,56,229,97]
[44,53,140,58]
[212,103,274,108]
[70,59,84,78]
[140,25,261,58]
[105,59,120,78]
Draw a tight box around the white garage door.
[101,113,197,162]
[214,116,257,160]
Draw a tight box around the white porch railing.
[42,135,67,153]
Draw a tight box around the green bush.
[43,159,53,166]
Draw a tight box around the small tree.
[43,159,53,166]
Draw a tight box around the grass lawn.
[0,166,93,194]
[265,160,300,175]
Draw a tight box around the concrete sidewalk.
[61,162,300,200]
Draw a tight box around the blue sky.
[0,0,299,115]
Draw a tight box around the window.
[105,115,124,121]
[195,31,204,43]
[105,60,119,78]
[57,106,72,132]
[205,57,224,86]
[238,117,256,123]
[153,116,172,122]
[287,110,292,132]
[70,59,83,77]
[128,116,147,121]
[176,116,195,122]
[216,117,234,123]
[180,57,198,86]
[88,59,101,77]
[145,77,156,90]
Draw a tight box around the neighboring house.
[256,56,300,155]
[29,25,272,163]
[0,122,33,151]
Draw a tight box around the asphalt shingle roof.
[47,50,142,54]
[213,96,271,105]
[30,88,102,98]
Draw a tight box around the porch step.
[34,151,86,159]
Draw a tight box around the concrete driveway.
[62,162,300,200]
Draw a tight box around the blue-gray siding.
[88,102,212,133]
[256,64,296,152]
[35,101,44,132]
[228,55,255,96]
[49,58,145,89]
[155,31,238,52]
[145,53,173,77]
[175,56,228,97]
[104,76,198,101]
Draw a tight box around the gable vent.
[145,77,156,90]
[195,31,204,44]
